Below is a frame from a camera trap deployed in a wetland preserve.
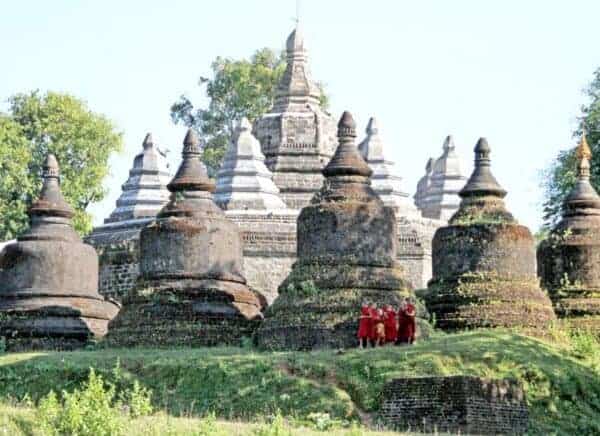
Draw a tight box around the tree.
[542,68,600,227]
[170,48,328,176]
[0,91,123,239]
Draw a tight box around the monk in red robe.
[383,304,398,344]
[372,308,386,347]
[357,301,372,348]
[397,298,417,345]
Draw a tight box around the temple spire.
[563,131,600,215]
[324,111,371,178]
[168,128,214,193]
[459,138,506,198]
[29,154,74,219]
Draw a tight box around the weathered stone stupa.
[253,22,336,210]
[0,155,120,350]
[358,117,420,218]
[414,157,435,212]
[538,133,600,333]
[216,118,296,304]
[423,138,556,330]
[107,129,263,346]
[86,133,171,298]
[257,111,416,350]
[417,136,467,221]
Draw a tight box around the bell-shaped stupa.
[538,133,600,333]
[257,111,419,350]
[0,155,120,350]
[253,21,336,210]
[358,117,420,218]
[423,138,556,331]
[215,118,287,210]
[107,129,263,347]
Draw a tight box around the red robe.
[384,308,398,343]
[372,310,385,341]
[357,306,371,339]
[398,304,416,343]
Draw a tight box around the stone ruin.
[253,21,337,210]
[538,133,600,334]
[257,111,423,350]
[107,129,263,346]
[422,138,556,330]
[415,135,467,221]
[86,133,171,299]
[0,155,120,350]
[215,118,296,304]
[380,376,528,435]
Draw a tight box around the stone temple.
[107,129,263,346]
[538,133,600,334]
[253,21,337,210]
[415,136,467,221]
[257,111,419,350]
[86,133,171,298]
[0,155,120,350]
[215,118,296,304]
[423,138,556,330]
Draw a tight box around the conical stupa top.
[214,118,286,210]
[168,128,214,193]
[29,154,74,218]
[324,111,372,178]
[104,132,171,224]
[459,138,506,198]
[563,132,600,215]
[358,117,384,161]
[273,22,321,111]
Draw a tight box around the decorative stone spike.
[358,117,420,217]
[414,157,435,211]
[418,136,467,221]
[107,129,264,347]
[538,132,600,334]
[0,154,120,350]
[215,118,287,210]
[257,111,426,350]
[423,138,556,331]
[253,22,337,210]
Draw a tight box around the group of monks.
[357,298,416,347]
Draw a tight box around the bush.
[36,368,153,436]
[253,412,292,436]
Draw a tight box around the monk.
[357,301,372,348]
[397,298,417,345]
[372,307,386,347]
[383,304,398,344]
[368,302,378,347]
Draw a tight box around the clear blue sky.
[2,0,600,231]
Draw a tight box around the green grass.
[0,329,599,435]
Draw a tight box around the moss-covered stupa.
[107,129,263,346]
[538,133,600,333]
[0,155,120,350]
[257,111,417,350]
[423,138,556,330]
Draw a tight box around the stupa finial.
[324,111,371,178]
[366,117,378,135]
[576,131,592,179]
[443,135,455,151]
[29,153,74,219]
[142,133,153,150]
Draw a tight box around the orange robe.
[398,304,416,344]
[357,306,371,339]
[384,308,398,343]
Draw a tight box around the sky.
[2,0,600,231]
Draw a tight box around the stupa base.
[424,273,556,331]
[106,277,264,347]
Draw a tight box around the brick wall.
[380,375,528,435]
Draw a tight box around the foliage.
[35,367,152,436]
[170,48,328,176]
[0,91,122,237]
[542,67,600,227]
[0,330,598,434]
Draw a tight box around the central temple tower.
[253,22,336,210]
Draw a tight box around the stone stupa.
[358,117,420,218]
[86,133,171,299]
[538,133,600,333]
[107,129,263,347]
[417,136,467,221]
[0,155,120,350]
[253,21,337,210]
[257,111,418,350]
[423,138,556,330]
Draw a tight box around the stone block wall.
[380,376,528,435]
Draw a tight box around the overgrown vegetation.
[0,330,598,435]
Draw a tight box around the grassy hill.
[0,329,599,435]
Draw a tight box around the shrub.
[253,412,292,436]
